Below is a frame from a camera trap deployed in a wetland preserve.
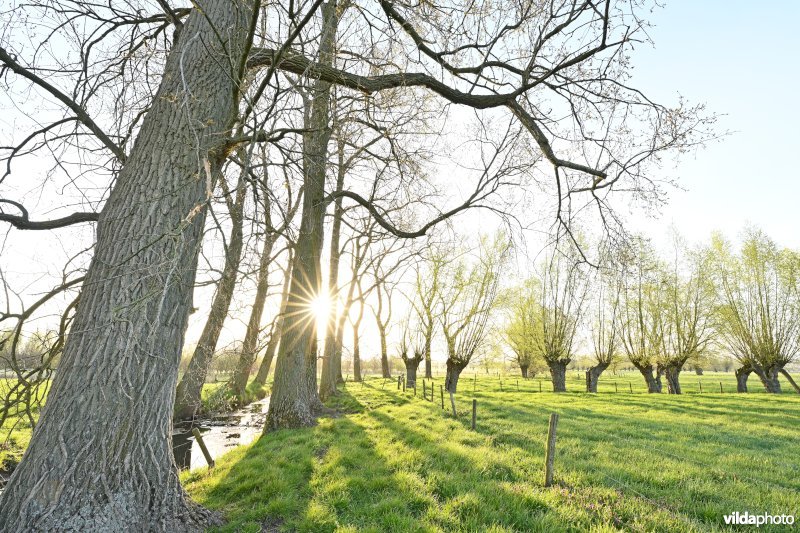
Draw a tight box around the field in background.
[184,375,800,532]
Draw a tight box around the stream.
[172,396,270,470]
[0,396,270,495]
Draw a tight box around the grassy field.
[183,373,800,532]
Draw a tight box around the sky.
[1,1,798,358]
[622,0,800,248]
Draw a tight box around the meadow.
[183,373,800,532]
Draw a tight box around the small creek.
[172,396,270,470]
[0,397,269,495]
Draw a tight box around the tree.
[536,250,589,392]
[253,253,294,388]
[174,173,247,419]
[398,324,425,388]
[504,280,541,379]
[657,237,716,394]
[587,273,621,392]
[373,268,395,379]
[413,249,446,379]
[231,154,301,403]
[0,3,255,527]
[440,235,508,392]
[619,239,665,393]
[349,277,367,382]
[712,229,800,393]
[0,0,714,525]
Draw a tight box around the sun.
[309,294,332,326]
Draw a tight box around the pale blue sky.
[627,1,800,247]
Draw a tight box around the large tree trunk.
[253,255,292,387]
[520,364,529,379]
[585,362,609,393]
[693,366,704,375]
[174,181,245,419]
[444,359,466,393]
[231,216,276,403]
[753,363,782,393]
[0,3,251,529]
[663,364,683,395]
[633,362,663,393]
[266,1,338,430]
[547,360,568,392]
[735,364,752,393]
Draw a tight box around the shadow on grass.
[184,382,799,532]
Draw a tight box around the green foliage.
[711,228,800,370]
[184,375,800,532]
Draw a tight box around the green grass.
[183,374,800,532]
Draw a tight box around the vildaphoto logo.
[723,512,795,527]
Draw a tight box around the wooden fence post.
[471,399,477,430]
[699,381,703,394]
[440,385,444,409]
[397,376,401,390]
[629,382,633,393]
[192,428,215,469]
[544,413,559,487]
[402,378,406,392]
[719,381,723,393]
[539,381,542,393]
[614,382,618,393]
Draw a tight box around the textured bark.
[231,227,276,402]
[632,362,663,393]
[403,355,423,388]
[254,257,292,387]
[735,365,752,393]
[444,359,466,393]
[585,362,609,393]
[663,364,682,394]
[520,365,529,379]
[547,360,568,392]
[266,1,337,430]
[405,361,419,388]
[752,364,782,393]
[0,2,252,529]
[174,181,246,419]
